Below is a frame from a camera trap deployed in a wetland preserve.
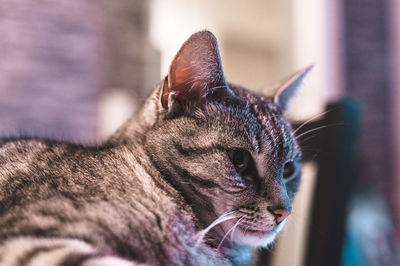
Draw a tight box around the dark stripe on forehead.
[254,98,298,161]
[59,253,94,266]
[173,142,224,157]
[249,100,286,156]
[199,101,262,152]
[17,245,63,266]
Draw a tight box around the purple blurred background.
[0,0,399,265]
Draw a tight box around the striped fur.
[0,31,304,265]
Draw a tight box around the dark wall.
[344,0,392,198]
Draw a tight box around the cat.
[0,31,310,265]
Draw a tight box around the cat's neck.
[105,82,196,215]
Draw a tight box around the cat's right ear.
[161,31,233,115]
[264,65,313,110]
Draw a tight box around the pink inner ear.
[161,52,199,109]
[161,31,227,111]
[172,52,193,86]
[161,77,170,108]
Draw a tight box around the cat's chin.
[231,221,287,248]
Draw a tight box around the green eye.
[283,160,295,179]
[229,150,250,174]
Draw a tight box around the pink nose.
[272,209,291,224]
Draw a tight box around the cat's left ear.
[161,31,234,115]
[267,65,313,110]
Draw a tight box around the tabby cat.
[0,31,310,265]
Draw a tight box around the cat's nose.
[268,207,291,224]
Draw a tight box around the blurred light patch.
[149,0,213,77]
[98,90,136,139]
[342,191,400,266]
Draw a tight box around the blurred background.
[1,0,399,265]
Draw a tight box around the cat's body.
[0,94,225,265]
[0,31,309,265]
[0,139,221,265]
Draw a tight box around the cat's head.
[145,31,311,248]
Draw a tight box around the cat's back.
[0,138,205,263]
[0,138,88,181]
[0,139,58,179]
[0,139,93,214]
[0,138,148,203]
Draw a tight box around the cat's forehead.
[228,83,299,156]
[228,83,282,117]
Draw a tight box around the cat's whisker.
[291,109,335,137]
[287,211,320,237]
[216,216,244,250]
[230,216,244,241]
[295,123,343,140]
[297,133,319,146]
[242,224,251,235]
[284,214,305,233]
[195,210,237,247]
[265,238,278,252]
[291,108,337,137]
[290,210,311,225]
[195,216,237,247]
[210,85,229,90]
[290,211,329,238]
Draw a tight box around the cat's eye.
[283,160,296,179]
[229,150,251,174]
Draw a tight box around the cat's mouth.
[228,222,284,247]
[238,226,275,236]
